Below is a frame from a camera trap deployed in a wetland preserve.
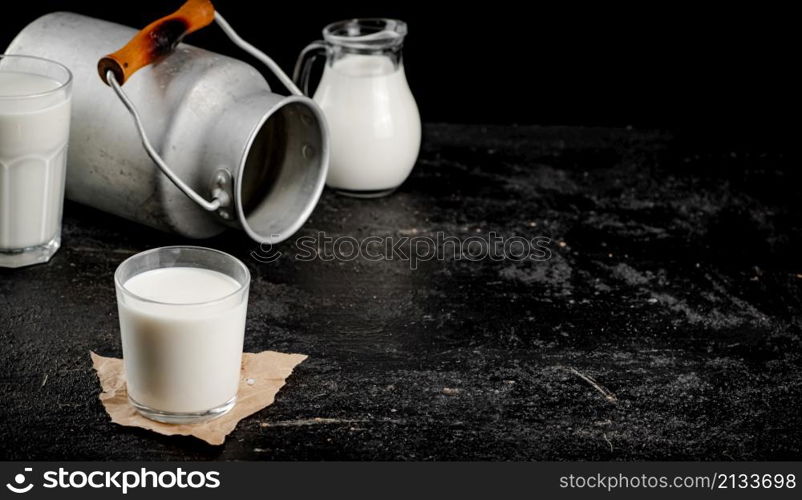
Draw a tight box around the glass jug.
[294,19,421,198]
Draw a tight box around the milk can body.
[6,12,328,243]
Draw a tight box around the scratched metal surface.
[1,125,800,460]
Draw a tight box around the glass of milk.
[295,19,421,197]
[0,54,72,268]
[114,246,250,424]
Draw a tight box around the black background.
[0,1,795,141]
[2,1,801,464]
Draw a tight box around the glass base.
[334,187,398,198]
[129,396,236,424]
[0,235,60,268]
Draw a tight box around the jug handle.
[292,41,330,97]
[97,0,306,215]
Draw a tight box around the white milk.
[0,71,71,249]
[118,267,247,414]
[314,54,421,192]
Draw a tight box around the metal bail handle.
[99,0,303,215]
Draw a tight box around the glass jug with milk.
[294,19,421,198]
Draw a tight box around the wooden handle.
[98,0,216,85]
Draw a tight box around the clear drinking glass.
[294,19,421,198]
[0,54,72,268]
[114,246,250,424]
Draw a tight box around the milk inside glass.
[0,67,71,264]
[314,54,421,193]
[118,266,247,415]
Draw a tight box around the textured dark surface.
[1,124,800,460]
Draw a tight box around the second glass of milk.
[0,54,72,268]
[115,246,250,424]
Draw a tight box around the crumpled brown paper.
[90,350,307,445]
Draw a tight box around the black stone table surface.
[1,125,800,460]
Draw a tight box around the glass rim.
[0,53,73,100]
[114,246,251,307]
[322,18,407,49]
